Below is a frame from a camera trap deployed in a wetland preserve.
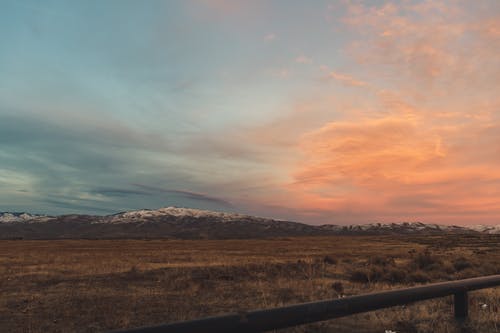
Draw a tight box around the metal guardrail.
[113,274,500,333]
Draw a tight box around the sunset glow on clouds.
[1,1,499,224]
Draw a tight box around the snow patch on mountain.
[107,206,251,223]
[468,225,500,234]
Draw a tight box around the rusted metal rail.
[113,274,500,333]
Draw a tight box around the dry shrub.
[410,249,442,271]
[384,268,407,284]
[369,255,395,267]
[452,256,472,272]
[276,288,296,303]
[331,281,344,294]
[368,266,385,282]
[348,266,389,284]
[408,270,431,283]
[442,263,455,275]
[323,255,337,265]
[348,269,370,283]
[348,255,408,284]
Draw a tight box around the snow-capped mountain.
[107,207,252,223]
[468,224,500,234]
[318,222,472,234]
[0,207,321,239]
[0,212,52,223]
[0,207,498,239]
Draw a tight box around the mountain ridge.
[0,207,498,239]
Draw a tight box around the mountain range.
[1,207,499,239]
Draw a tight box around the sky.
[1,0,499,225]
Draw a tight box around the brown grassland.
[0,234,499,333]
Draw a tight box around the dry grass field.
[0,234,499,333]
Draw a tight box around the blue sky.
[1,1,500,224]
[0,0,346,216]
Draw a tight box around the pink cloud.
[327,71,367,87]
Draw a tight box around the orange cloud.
[294,116,445,188]
[255,2,500,224]
[284,105,500,224]
[182,1,500,225]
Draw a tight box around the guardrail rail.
[113,274,500,333]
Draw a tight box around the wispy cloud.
[91,188,152,197]
[132,184,232,207]
[40,198,115,214]
[327,71,367,87]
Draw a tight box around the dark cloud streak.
[40,199,115,214]
[0,111,233,215]
[132,183,232,207]
[91,188,152,197]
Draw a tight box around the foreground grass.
[0,235,499,332]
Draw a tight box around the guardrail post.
[454,291,468,318]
